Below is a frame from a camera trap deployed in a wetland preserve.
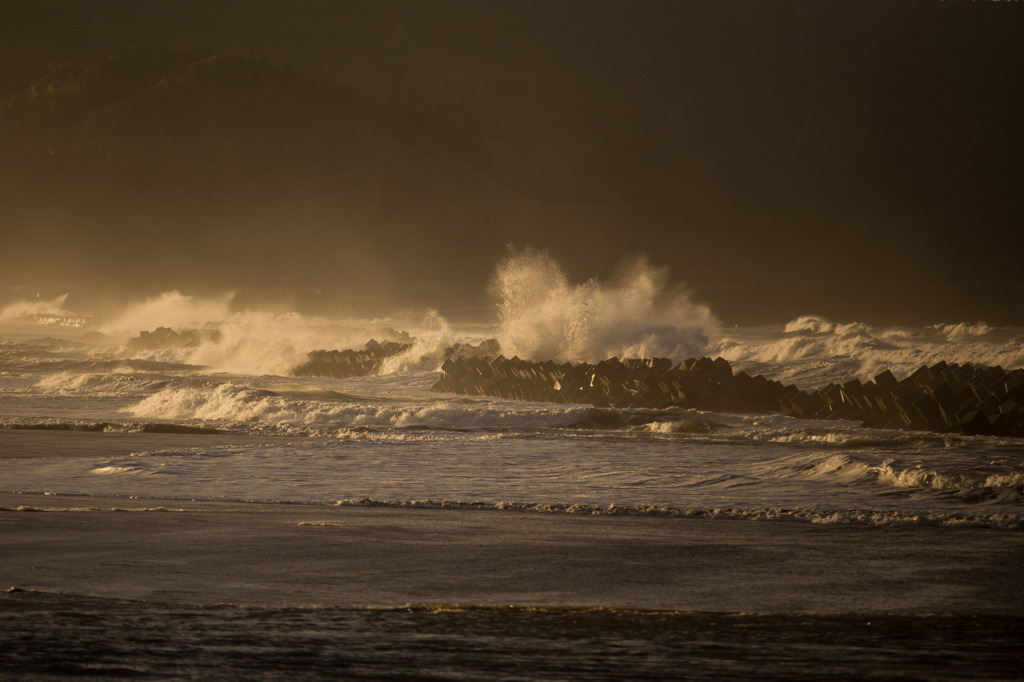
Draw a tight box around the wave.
[124,380,607,433]
[106,296,466,377]
[97,311,1024,393]
[636,412,981,449]
[25,358,198,374]
[6,494,1018,529]
[124,380,887,438]
[743,422,963,448]
[35,371,171,396]
[490,249,719,363]
[783,315,872,336]
[0,417,229,434]
[715,315,1024,387]
[114,373,1024,447]
[1,420,112,432]
[7,267,1022,392]
[873,459,1024,502]
[103,252,724,377]
[767,451,1024,504]
[0,293,87,327]
[326,497,1024,529]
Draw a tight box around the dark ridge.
[291,340,412,378]
[433,355,1024,439]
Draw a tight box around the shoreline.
[3,492,1022,614]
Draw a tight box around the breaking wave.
[0,293,87,327]
[107,251,725,377]
[490,249,719,364]
[36,371,171,396]
[124,380,599,433]
[772,452,1024,504]
[8,258,1022,395]
[873,459,1024,502]
[715,315,1024,387]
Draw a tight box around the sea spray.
[0,293,87,327]
[489,248,719,363]
[108,252,725,375]
[102,291,236,338]
[714,315,1024,387]
[95,291,455,376]
[7,258,1022,384]
[0,293,73,322]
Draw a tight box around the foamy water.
[2,259,1024,682]
[2,269,1023,530]
[2,254,1024,530]
[491,250,718,362]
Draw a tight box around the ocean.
[1,280,1023,680]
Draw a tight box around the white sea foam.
[96,292,514,379]
[936,321,993,340]
[128,383,301,423]
[715,315,1024,387]
[91,465,139,475]
[328,497,1024,529]
[783,315,871,336]
[35,371,170,396]
[0,293,82,326]
[4,261,1024,536]
[490,249,719,363]
[13,266,1020,392]
[641,418,721,435]
[125,379,594,432]
[101,291,235,338]
[750,447,1024,505]
[873,459,1024,498]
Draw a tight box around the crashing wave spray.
[101,290,235,336]
[712,314,1024,387]
[489,248,719,363]
[93,290,450,376]
[0,293,87,327]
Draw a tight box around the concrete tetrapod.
[431,352,1024,438]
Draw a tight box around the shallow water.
[2,593,1021,681]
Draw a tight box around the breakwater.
[291,340,411,378]
[126,326,222,352]
[283,338,1024,437]
[431,353,1024,438]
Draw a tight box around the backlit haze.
[2,0,1022,328]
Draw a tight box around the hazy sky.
[2,0,1022,324]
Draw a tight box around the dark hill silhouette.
[0,48,526,308]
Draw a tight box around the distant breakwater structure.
[292,340,414,379]
[126,329,1024,438]
[286,339,1024,439]
[431,351,1024,438]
